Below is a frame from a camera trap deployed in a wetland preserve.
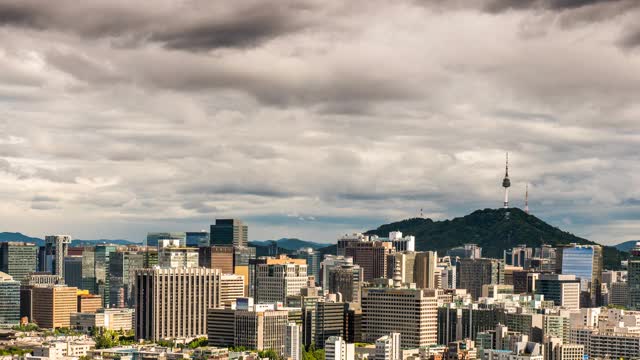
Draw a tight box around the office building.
[297,248,321,282]
[286,322,302,360]
[0,272,20,325]
[328,264,363,303]
[389,232,416,252]
[71,308,134,332]
[255,256,308,304]
[220,274,245,305]
[321,256,354,291]
[234,303,289,351]
[458,258,505,300]
[387,252,417,285]
[628,242,640,310]
[80,247,97,293]
[344,303,362,343]
[44,235,72,276]
[94,245,116,307]
[447,244,482,260]
[109,251,144,308]
[210,219,248,247]
[415,251,438,289]
[157,240,199,268]
[337,234,369,257]
[32,285,78,329]
[345,241,394,282]
[146,232,186,247]
[207,307,236,347]
[134,267,221,341]
[313,301,346,348]
[556,244,603,307]
[199,246,235,274]
[609,282,630,307]
[63,255,83,289]
[77,292,103,313]
[535,274,580,310]
[0,242,37,282]
[375,333,401,360]
[437,306,507,345]
[361,286,438,348]
[326,336,355,360]
[186,231,209,247]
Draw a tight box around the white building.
[71,308,134,332]
[374,333,401,360]
[255,259,308,304]
[220,274,246,305]
[157,239,199,268]
[285,322,302,360]
[29,339,95,359]
[389,232,415,252]
[326,336,355,360]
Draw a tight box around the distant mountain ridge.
[249,238,326,250]
[365,208,627,270]
[615,240,640,252]
[0,232,135,247]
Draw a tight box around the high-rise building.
[628,242,640,310]
[255,256,308,304]
[234,304,289,351]
[44,235,72,276]
[95,245,116,307]
[375,333,401,360]
[447,244,482,260]
[81,247,97,293]
[535,274,581,310]
[389,232,416,252]
[77,292,103,313]
[345,241,394,282]
[199,246,235,274]
[326,336,355,360]
[220,274,245,305]
[207,307,235,347]
[146,232,186,247]
[328,264,363,303]
[313,301,346,348]
[64,256,83,289]
[0,272,20,326]
[321,256,354,291]
[387,252,417,285]
[297,248,321,283]
[458,258,505,300]
[186,231,209,247]
[415,251,438,289]
[556,244,603,307]
[157,240,199,268]
[134,267,221,341]
[361,287,438,348]
[109,251,144,308]
[0,242,37,282]
[609,282,629,307]
[210,219,248,247]
[32,285,78,329]
[286,322,302,360]
[337,234,369,257]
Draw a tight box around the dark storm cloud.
[0,0,316,50]
[484,0,625,12]
[620,28,640,48]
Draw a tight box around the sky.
[0,0,639,245]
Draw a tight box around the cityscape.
[1,1,640,360]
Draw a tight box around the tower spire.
[502,152,511,209]
[524,184,529,214]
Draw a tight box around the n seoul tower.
[502,153,511,208]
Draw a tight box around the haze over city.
[1,0,639,244]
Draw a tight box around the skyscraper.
[328,263,363,303]
[344,240,394,282]
[286,322,302,360]
[458,258,505,300]
[32,285,78,329]
[199,246,235,274]
[0,242,37,283]
[297,248,321,282]
[109,251,144,308]
[556,244,603,306]
[535,274,581,310]
[255,256,308,304]
[628,242,640,310]
[415,251,438,289]
[210,219,248,247]
[134,267,221,341]
[361,287,438,348]
[44,235,72,276]
[186,231,209,247]
[0,272,20,326]
[63,256,83,289]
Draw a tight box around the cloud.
[0,0,638,244]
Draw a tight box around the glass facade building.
[0,272,20,325]
[146,232,186,247]
[186,231,209,247]
[0,242,38,283]
[210,219,248,247]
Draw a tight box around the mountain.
[615,240,640,252]
[249,238,326,250]
[364,208,627,270]
[0,232,135,247]
[0,232,44,246]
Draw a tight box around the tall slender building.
[628,242,640,309]
[415,251,438,289]
[0,242,37,283]
[502,153,511,208]
[556,244,603,307]
[44,235,72,276]
[458,258,505,300]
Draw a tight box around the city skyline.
[0,1,639,244]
